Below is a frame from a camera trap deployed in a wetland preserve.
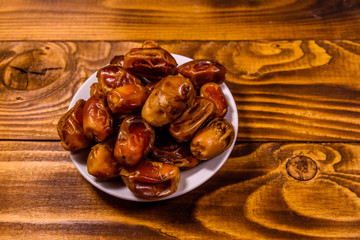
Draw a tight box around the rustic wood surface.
[1,0,360,239]
[1,141,360,239]
[0,0,359,40]
[1,41,360,141]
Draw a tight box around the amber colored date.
[114,116,155,167]
[177,60,226,89]
[97,65,142,94]
[121,160,180,199]
[123,40,177,82]
[89,83,105,99]
[200,82,228,117]
[87,138,120,179]
[141,75,196,127]
[169,97,217,142]
[107,84,149,114]
[83,95,113,142]
[57,99,91,152]
[190,118,235,160]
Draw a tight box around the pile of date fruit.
[57,41,235,199]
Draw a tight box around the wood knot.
[3,44,67,90]
[286,155,317,181]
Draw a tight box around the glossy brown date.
[169,97,216,142]
[114,116,155,167]
[190,118,235,160]
[107,84,149,114]
[152,133,199,169]
[200,82,228,117]
[96,65,142,95]
[83,95,113,142]
[121,160,180,199]
[177,60,226,89]
[87,138,120,179]
[141,75,196,127]
[90,83,105,99]
[123,41,177,82]
[57,99,91,152]
[110,55,124,66]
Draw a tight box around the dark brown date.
[123,41,177,82]
[169,97,216,142]
[110,55,124,66]
[96,65,142,95]
[114,116,155,167]
[57,99,91,152]
[107,84,149,114]
[177,60,226,89]
[87,138,120,179]
[145,80,159,94]
[121,160,180,199]
[200,82,228,117]
[152,133,199,169]
[83,95,113,142]
[190,117,235,160]
[141,75,196,127]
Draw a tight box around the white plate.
[68,54,238,202]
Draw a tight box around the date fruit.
[114,116,155,167]
[200,82,228,117]
[177,60,226,89]
[190,118,235,160]
[141,75,196,127]
[121,160,180,199]
[169,97,216,142]
[87,138,120,179]
[124,40,177,82]
[152,133,200,169]
[97,65,142,95]
[107,84,149,114]
[83,95,113,142]
[57,99,91,152]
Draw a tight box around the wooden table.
[1,1,360,239]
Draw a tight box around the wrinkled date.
[83,95,113,142]
[121,160,180,199]
[110,55,124,66]
[124,41,177,82]
[200,82,228,117]
[89,83,105,98]
[152,133,200,169]
[169,97,217,142]
[177,60,226,89]
[190,118,235,160]
[107,84,149,114]
[97,65,142,94]
[114,116,155,167]
[87,138,120,179]
[142,75,196,127]
[57,99,91,152]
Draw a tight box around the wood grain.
[1,141,360,239]
[1,41,360,141]
[0,0,359,41]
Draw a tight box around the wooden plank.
[1,141,360,239]
[0,1,359,40]
[1,41,360,141]
[0,222,172,240]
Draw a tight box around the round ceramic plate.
[68,54,238,202]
